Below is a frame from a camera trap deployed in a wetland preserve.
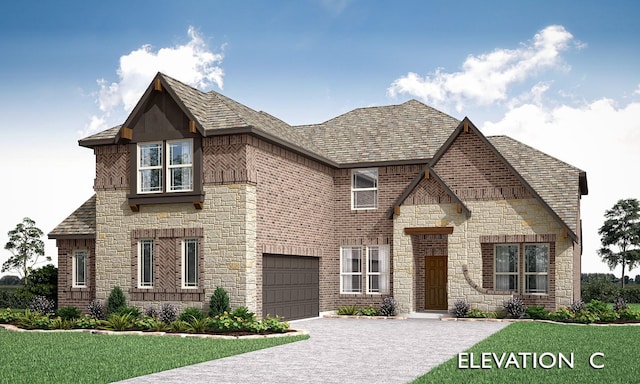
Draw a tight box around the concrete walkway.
[115,317,509,384]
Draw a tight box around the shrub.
[379,297,398,317]
[0,290,31,309]
[88,300,106,320]
[143,305,158,318]
[186,317,209,333]
[22,265,58,307]
[75,315,102,329]
[261,316,289,333]
[179,307,207,322]
[581,278,620,303]
[548,307,572,322]
[135,317,168,332]
[168,320,190,333]
[503,296,527,319]
[573,310,600,324]
[106,286,126,315]
[29,295,55,315]
[104,313,135,331]
[618,308,640,321]
[159,303,178,323]
[209,286,231,317]
[117,306,141,318]
[620,286,640,303]
[0,308,19,323]
[452,299,471,318]
[614,297,629,311]
[526,305,549,320]
[50,317,76,330]
[17,310,52,329]
[358,305,379,316]
[568,299,585,314]
[467,308,490,318]
[232,306,255,322]
[337,305,358,315]
[586,300,608,315]
[56,306,82,320]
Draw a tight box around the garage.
[262,254,319,320]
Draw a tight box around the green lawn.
[0,328,308,384]
[413,322,640,384]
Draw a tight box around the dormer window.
[137,140,193,194]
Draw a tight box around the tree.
[2,217,50,284]
[0,275,23,286]
[597,199,640,288]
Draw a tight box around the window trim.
[340,246,363,294]
[351,168,378,210]
[524,243,549,295]
[136,139,194,195]
[166,139,194,192]
[494,244,519,292]
[366,245,390,294]
[138,239,154,288]
[181,238,199,289]
[72,250,88,288]
[137,141,164,194]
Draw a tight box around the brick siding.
[56,238,96,312]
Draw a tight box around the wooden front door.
[425,256,447,310]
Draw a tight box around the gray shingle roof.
[48,195,96,239]
[489,135,585,236]
[297,100,460,164]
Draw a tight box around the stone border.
[0,323,309,339]
[323,314,407,320]
[441,316,640,326]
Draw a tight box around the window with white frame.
[72,250,87,287]
[139,239,154,288]
[524,244,549,294]
[495,244,519,291]
[340,246,362,293]
[138,142,163,193]
[367,245,390,294]
[182,239,198,288]
[168,140,193,191]
[137,139,193,194]
[351,168,378,209]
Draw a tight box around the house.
[48,73,588,320]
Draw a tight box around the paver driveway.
[115,317,509,384]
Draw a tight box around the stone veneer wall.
[94,184,257,312]
[393,198,575,313]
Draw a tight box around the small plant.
[209,286,231,317]
[29,295,56,315]
[467,308,490,318]
[358,305,380,316]
[168,320,190,333]
[614,297,629,312]
[261,315,289,333]
[50,317,76,330]
[0,308,19,324]
[135,317,168,332]
[337,305,359,315]
[88,299,106,320]
[117,306,141,318]
[76,315,102,329]
[379,297,398,316]
[525,305,549,320]
[186,316,209,333]
[104,313,135,331]
[106,286,126,315]
[57,306,82,320]
[618,307,640,321]
[452,299,471,318]
[17,310,52,330]
[586,299,608,315]
[144,305,159,318]
[503,296,527,319]
[568,299,586,314]
[231,306,255,322]
[548,307,572,322]
[160,303,178,323]
[178,307,207,322]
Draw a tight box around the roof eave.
[47,233,96,240]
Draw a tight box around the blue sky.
[1,0,639,277]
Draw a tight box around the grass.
[0,328,308,384]
[413,322,640,384]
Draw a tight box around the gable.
[404,173,454,205]
[128,91,200,142]
[432,123,531,201]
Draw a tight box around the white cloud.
[388,25,578,112]
[80,26,225,137]
[482,97,640,275]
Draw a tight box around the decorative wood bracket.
[393,205,400,216]
[463,120,469,133]
[193,201,204,210]
[129,204,139,212]
[154,78,163,92]
[120,127,133,140]
[189,120,197,134]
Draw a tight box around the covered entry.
[262,254,319,320]
[406,227,451,311]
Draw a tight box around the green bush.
[56,306,82,320]
[358,305,380,316]
[526,305,549,320]
[178,307,206,322]
[0,308,19,323]
[581,278,620,302]
[135,316,169,332]
[117,306,141,318]
[586,300,608,315]
[467,308,490,318]
[548,307,572,322]
[106,286,126,315]
[620,286,640,303]
[0,290,31,309]
[16,310,52,330]
[618,308,640,321]
[22,265,58,307]
[75,315,102,329]
[104,313,135,331]
[337,305,358,315]
[209,286,231,317]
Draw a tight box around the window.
[139,240,154,288]
[524,244,549,294]
[182,239,198,288]
[138,142,163,193]
[340,246,362,293]
[495,244,518,291]
[351,168,378,209]
[72,250,87,287]
[168,140,193,191]
[367,245,390,294]
[137,140,193,194]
